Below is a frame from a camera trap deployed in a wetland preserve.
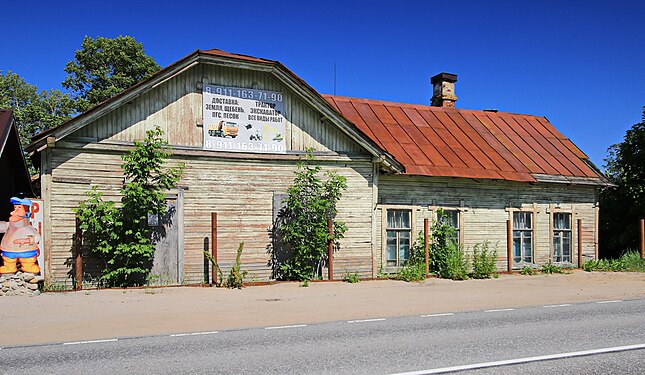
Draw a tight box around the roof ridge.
[323,94,545,118]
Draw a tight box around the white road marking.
[62,338,118,346]
[543,304,572,308]
[264,324,307,330]
[596,300,623,304]
[484,308,515,312]
[387,343,645,375]
[421,313,455,318]
[170,331,219,337]
[347,318,386,323]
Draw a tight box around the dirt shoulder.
[1,270,644,347]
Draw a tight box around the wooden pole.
[507,219,513,272]
[211,212,218,285]
[328,218,334,280]
[74,216,83,291]
[577,219,583,268]
[641,219,645,259]
[424,218,429,277]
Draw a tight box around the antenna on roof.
[333,63,337,96]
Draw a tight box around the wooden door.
[150,196,182,285]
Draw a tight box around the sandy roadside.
[1,270,643,347]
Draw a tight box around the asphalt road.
[1,298,643,374]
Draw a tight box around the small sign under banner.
[202,84,287,154]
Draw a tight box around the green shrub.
[444,247,469,280]
[582,259,598,272]
[616,251,645,272]
[583,251,644,272]
[520,266,534,275]
[541,262,564,274]
[471,241,498,279]
[278,150,347,281]
[397,211,470,282]
[397,261,426,282]
[75,127,184,287]
[204,243,247,289]
[342,272,361,283]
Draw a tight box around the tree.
[76,126,183,287]
[600,108,645,257]
[0,70,74,158]
[63,36,160,112]
[277,151,348,281]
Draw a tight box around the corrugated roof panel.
[459,111,522,173]
[370,104,399,126]
[498,113,567,176]
[474,112,545,173]
[353,102,396,146]
[511,115,580,176]
[323,95,605,185]
[450,112,509,171]
[331,99,381,147]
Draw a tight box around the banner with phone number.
[202,84,287,153]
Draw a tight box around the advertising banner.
[202,84,287,153]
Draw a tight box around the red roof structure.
[324,95,605,184]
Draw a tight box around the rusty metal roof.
[323,95,606,184]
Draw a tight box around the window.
[386,210,411,267]
[513,211,533,264]
[439,209,460,245]
[553,213,572,263]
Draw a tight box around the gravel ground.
[1,270,643,347]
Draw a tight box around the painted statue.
[0,197,41,274]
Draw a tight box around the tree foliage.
[63,36,160,112]
[278,151,348,281]
[75,126,183,287]
[600,108,645,257]
[0,70,74,151]
[398,210,469,281]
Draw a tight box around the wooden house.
[28,50,610,286]
[0,109,34,216]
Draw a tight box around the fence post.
[211,212,218,285]
[507,219,513,272]
[641,219,645,259]
[577,219,583,268]
[74,216,83,291]
[424,218,429,277]
[328,218,334,280]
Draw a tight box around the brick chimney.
[431,73,458,107]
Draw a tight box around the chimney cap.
[431,73,458,84]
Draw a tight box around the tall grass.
[583,250,645,272]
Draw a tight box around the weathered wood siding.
[42,146,374,285]
[72,64,367,155]
[42,62,375,286]
[377,175,598,272]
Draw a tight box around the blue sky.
[2,0,644,169]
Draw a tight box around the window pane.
[387,211,396,228]
[513,233,522,262]
[386,231,397,261]
[387,210,410,229]
[400,210,410,229]
[554,232,562,262]
[562,232,571,261]
[440,210,458,228]
[554,213,571,230]
[522,233,532,262]
[513,212,531,230]
[399,231,410,262]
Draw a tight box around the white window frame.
[382,206,416,269]
[512,211,534,266]
[552,211,573,264]
[381,206,416,270]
